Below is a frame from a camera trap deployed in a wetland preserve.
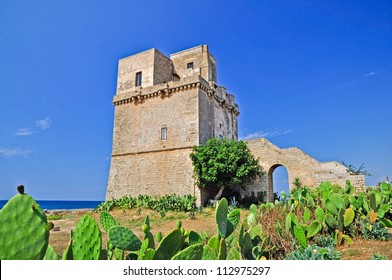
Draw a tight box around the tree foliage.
[190,138,263,199]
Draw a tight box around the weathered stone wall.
[111,85,199,155]
[116,49,155,94]
[107,45,239,205]
[245,138,365,201]
[106,148,196,200]
[170,45,217,83]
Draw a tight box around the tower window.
[187,62,194,69]
[161,127,167,140]
[135,71,142,87]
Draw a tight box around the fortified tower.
[106,45,239,204]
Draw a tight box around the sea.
[0,200,103,210]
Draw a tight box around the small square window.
[187,62,194,69]
[135,71,142,87]
[161,127,167,140]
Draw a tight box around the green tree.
[190,138,264,200]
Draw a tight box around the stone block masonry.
[106,45,239,205]
[106,45,365,205]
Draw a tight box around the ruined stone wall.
[244,138,365,201]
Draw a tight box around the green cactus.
[153,229,185,260]
[207,235,220,253]
[0,186,50,260]
[306,196,315,208]
[325,214,338,229]
[202,245,217,260]
[369,193,377,211]
[99,211,117,232]
[155,232,163,243]
[188,230,203,245]
[44,245,59,260]
[307,221,321,238]
[172,244,203,260]
[215,198,240,239]
[377,204,390,219]
[343,208,355,227]
[293,226,307,249]
[241,232,253,259]
[216,198,228,238]
[138,239,155,260]
[72,214,102,260]
[303,207,311,223]
[315,207,325,223]
[62,231,73,260]
[217,238,227,260]
[227,209,241,235]
[227,247,241,260]
[142,215,155,249]
[108,225,141,252]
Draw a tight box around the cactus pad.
[108,225,141,251]
[307,221,321,238]
[189,230,203,245]
[293,226,307,249]
[202,245,217,260]
[172,244,203,260]
[72,214,102,260]
[154,229,184,260]
[44,244,59,260]
[216,198,228,238]
[99,211,117,232]
[227,247,241,260]
[343,208,355,227]
[0,188,49,259]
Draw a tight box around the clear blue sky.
[1,1,391,200]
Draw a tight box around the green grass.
[47,214,63,220]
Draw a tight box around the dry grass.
[338,237,392,260]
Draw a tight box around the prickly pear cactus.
[171,244,203,260]
[216,198,228,238]
[293,226,307,249]
[217,238,227,260]
[142,215,155,249]
[153,229,184,260]
[44,244,59,260]
[99,211,117,232]
[72,214,102,260]
[202,245,217,260]
[0,186,50,259]
[215,198,240,239]
[227,247,241,260]
[108,225,141,251]
[155,232,163,243]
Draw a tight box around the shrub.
[371,253,388,260]
[361,221,391,241]
[285,243,341,260]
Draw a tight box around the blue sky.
[0,1,391,200]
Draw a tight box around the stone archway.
[268,164,290,201]
[243,138,365,203]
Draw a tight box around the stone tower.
[106,45,239,204]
